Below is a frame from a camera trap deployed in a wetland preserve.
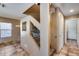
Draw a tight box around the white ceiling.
[1,3,79,19]
[0,3,33,20]
[55,3,79,16]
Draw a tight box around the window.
[0,22,12,38]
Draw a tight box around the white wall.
[40,4,50,56]
[29,16,40,30]
[20,16,40,56]
[57,9,64,52]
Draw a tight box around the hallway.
[54,41,79,56]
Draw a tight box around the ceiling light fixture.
[70,9,74,13]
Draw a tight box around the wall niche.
[30,22,40,47]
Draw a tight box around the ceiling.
[0,3,33,20]
[54,3,79,16]
[1,3,79,19]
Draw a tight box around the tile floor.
[0,43,30,56]
[54,39,79,56]
[67,39,77,47]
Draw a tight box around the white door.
[67,20,77,40]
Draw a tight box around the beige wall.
[49,7,64,53]
[0,17,20,42]
[49,4,58,55]
[65,14,79,20]
[50,12,58,50]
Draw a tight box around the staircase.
[23,4,40,48]
[23,4,40,23]
[28,15,40,30]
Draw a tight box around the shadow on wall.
[30,22,40,47]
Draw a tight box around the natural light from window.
[0,22,12,38]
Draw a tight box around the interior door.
[67,20,77,40]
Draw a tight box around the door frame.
[64,18,78,45]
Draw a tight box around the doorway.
[65,19,78,47]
